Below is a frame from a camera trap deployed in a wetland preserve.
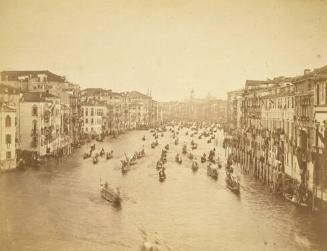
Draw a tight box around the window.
[32,105,38,116]
[32,120,37,130]
[6,151,11,159]
[91,108,94,116]
[85,118,88,124]
[91,118,94,124]
[5,115,11,127]
[85,108,88,116]
[6,134,11,146]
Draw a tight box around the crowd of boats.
[81,122,241,208]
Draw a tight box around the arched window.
[5,115,11,127]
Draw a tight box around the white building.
[81,102,107,137]
[0,103,16,170]
[19,92,62,157]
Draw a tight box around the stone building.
[0,103,16,170]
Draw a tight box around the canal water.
[0,128,326,251]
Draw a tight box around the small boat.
[121,164,129,174]
[201,154,206,163]
[284,193,309,207]
[100,181,121,205]
[191,144,197,150]
[207,139,212,144]
[17,158,26,170]
[182,145,187,154]
[161,156,167,164]
[192,161,199,172]
[165,144,169,150]
[151,142,156,149]
[106,150,114,160]
[175,154,182,164]
[207,164,218,179]
[99,149,105,157]
[225,174,240,193]
[93,156,98,164]
[156,160,163,170]
[83,153,91,159]
[129,158,137,166]
[159,169,166,182]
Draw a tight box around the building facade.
[0,103,16,170]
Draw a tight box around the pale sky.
[1,0,327,101]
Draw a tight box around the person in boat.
[100,148,105,156]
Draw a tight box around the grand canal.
[0,128,326,251]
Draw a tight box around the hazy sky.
[1,0,327,101]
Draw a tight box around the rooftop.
[1,70,66,83]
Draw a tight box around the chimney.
[304,69,311,75]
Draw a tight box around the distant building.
[81,101,107,137]
[0,103,16,170]
[161,92,227,124]
[127,91,152,129]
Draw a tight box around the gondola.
[192,161,199,172]
[161,156,167,164]
[182,145,187,154]
[99,149,105,157]
[93,156,98,164]
[159,170,166,182]
[100,181,121,205]
[106,150,114,160]
[225,174,240,194]
[284,193,309,207]
[207,164,218,179]
[83,152,91,159]
[175,154,182,164]
[156,160,163,170]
